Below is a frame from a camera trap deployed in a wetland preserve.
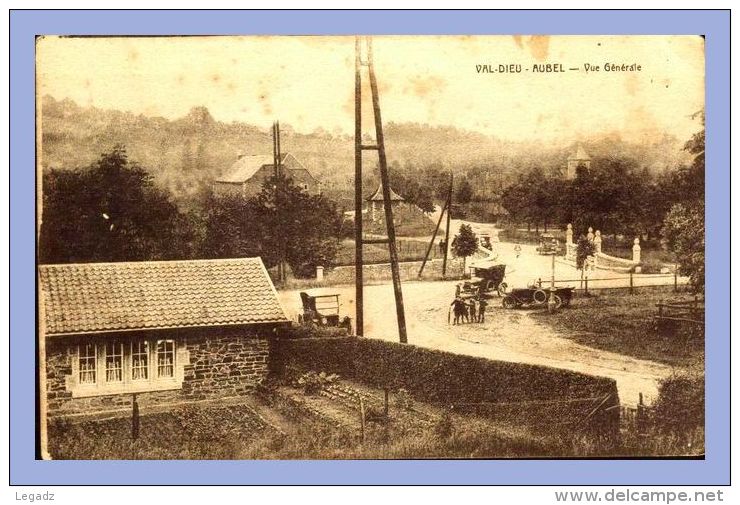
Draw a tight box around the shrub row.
[271,336,620,439]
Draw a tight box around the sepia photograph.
[35,34,706,460]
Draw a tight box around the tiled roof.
[38,258,289,336]
[366,183,405,202]
[216,153,293,184]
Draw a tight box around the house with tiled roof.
[38,257,289,418]
[214,152,320,198]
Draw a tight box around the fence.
[655,296,705,326]
[536,271,688,295]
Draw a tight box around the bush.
[434,409,454,439]
[652,373,704,434]
[273,336,619,440]
[278,324,350,340]
[395,388,414,411]
[293,371,340,395]
[636,258,665,274]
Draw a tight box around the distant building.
[214,152,320,198]
[565,145,592,179]
[365,183,405,222]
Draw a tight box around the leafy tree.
[575,236,596,270]
[387,167,438,213]
[500,171,535,227]
[662,202,704,292]
[661,112,705,292]
[199,194,268,261]
[455,178,474,205]
[201,173,342,279]
[40,146,195,264]
[451,223,478,271]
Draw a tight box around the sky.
[36,35,705,143]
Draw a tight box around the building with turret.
[565,145,591,179]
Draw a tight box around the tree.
[40,146,195,264]
[662,202,704,292]
[201,173,342,279]
[200,193,267,261]
[451,223,478,271]
[455,178,474,205]
[661,112,705,292]
[575,236,596,270]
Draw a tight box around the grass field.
[530,290,704,370]
[333,238,443,266]
[48,391,597,460]
[49,372,703,459]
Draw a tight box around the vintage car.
[460,263,508,298]
[299,290,353,332]
[501,284,575,309]
[536,233,562,255]
[478,233,493,251]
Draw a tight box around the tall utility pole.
[418,172,454,278]
[442,173,453,277]
[355,37,408,344]
[272,121,285,283]
[353,38,364,336]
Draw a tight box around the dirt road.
[278,279,673,407]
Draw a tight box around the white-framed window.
[71,337,185,397]
[78,343,97,385]
[105,341,124,383]
[131,340,149,381]
[156,340,175,378]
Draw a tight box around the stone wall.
[181,333,269,401]
[45,329,271,419]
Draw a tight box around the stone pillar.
[593,230,602,254]
[632,238,641,263]
[316,266,324,281]
[587,227,594,242]
[566,223,573,245]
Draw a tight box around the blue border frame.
[10,9,730,485]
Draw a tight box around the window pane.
[105,341,123,383]
[157,340,175,378]
[79,343,96,384]
[131,340,149,380]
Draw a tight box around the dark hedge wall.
[271,336,620,439]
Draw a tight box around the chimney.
[237,151,246,160]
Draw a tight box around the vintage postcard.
[35,34,705,461]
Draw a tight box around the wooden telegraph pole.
[354,38,364,337]
[272,121,286,283]
[418,172,453,278]
[442,173,453,277]
[355,37,408,344]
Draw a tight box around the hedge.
[271,336,620,440]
